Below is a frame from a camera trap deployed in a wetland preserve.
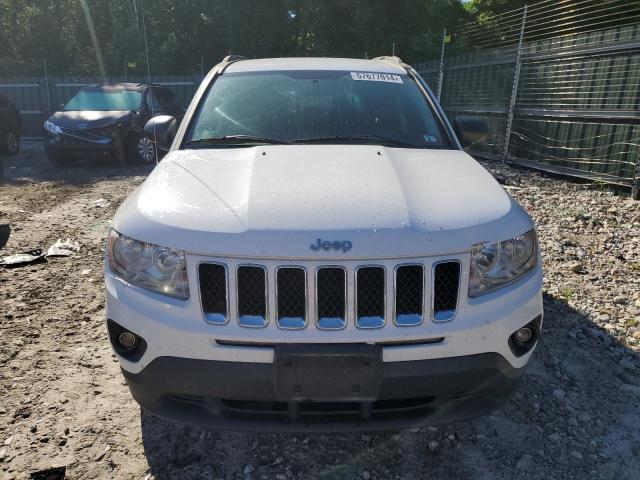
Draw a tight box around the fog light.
[107,319,147,362]
[514,327,533,344]
[508,316,542,357]
[118,331,137,349]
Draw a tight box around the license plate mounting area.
[274,344,382,402]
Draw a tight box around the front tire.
[129,134,156,164]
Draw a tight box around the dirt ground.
[1,143,639,480]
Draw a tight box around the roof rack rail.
[372,56,405,65]
[222,55,247,63]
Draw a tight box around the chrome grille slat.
[316,267,347,330]
[276,267,307,329]
[432,261,461,322]
[236,265,268,327]
[355,266,386,329]
[198,263,228,324]
[394,264,424,326]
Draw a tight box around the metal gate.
[416,0,640,199]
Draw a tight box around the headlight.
[469,229,538,297]
[107,230,188,299]
[43,120,63,135]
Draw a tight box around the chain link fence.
[415,0,640,199]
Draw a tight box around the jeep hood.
[112,145,533,258]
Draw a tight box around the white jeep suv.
[105,56,543,431]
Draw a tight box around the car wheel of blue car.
[136,135,156,163]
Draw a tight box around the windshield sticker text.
[350,72,403,84]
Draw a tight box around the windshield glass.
[186,70,449,148]
[63,90,142,111]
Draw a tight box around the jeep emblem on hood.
[310,239,353,253]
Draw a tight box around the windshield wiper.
[289,135,421,148]
[184,135,289,147]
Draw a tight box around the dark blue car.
[44,83,182,166]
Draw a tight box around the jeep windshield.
[63,90,142,111]
[185,70,451,149]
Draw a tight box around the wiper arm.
[184,135,289,146]
[289,135,420,148]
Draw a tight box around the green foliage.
[464,0,526,16]
[0,0,470,75]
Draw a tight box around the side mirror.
[144,115,177,149]
[453,116,488,148]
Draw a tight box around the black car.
[0,92,22,155]
[44,83,182,166]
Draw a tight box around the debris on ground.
[91,198,111,208]
[0,249,45,267]
[46,238,80,257]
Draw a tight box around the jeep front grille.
[236,266,268,327]
[355,266,386,329]
[198,259,461,329]
[198,263,228,324]
[394,265,424,326]
[432,261,461,321]
[316,267,347,329]
[276,267,307,329]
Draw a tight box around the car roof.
[224,57,407,75]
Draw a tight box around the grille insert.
[356,267,385,328]
[198,263,228,324]
[276,267,307,329]
[198,259,463,329]
[316,267,347,329]
[237,266,267,327]
[433,261,460,321]
[394,265,424,326]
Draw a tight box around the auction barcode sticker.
[351,72,403,84]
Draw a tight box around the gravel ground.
[1,143,639,480]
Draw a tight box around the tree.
[0,0,470,76]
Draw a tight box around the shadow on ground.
[0,224,9,249]
[139,293,640,480]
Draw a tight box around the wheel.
[129,134,157,164]
[2,130,19,155]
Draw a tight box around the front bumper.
[106,253,543,430]
[45,132,119,159]
[123,352,525,431]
